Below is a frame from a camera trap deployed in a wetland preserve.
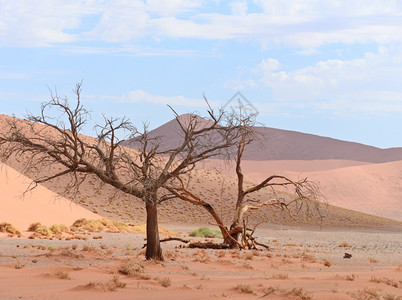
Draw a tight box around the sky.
[1,0,402,149]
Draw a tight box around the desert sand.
[0,226,401,299]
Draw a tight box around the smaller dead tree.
[167,129,321,250]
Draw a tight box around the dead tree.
[168,130,321,250]
[0,82,252,260]
[224,133,321,248]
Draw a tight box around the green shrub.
[189,227,222,238]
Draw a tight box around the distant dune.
[123,114,402,163]
[204,159,402,221]
[123,114,402,221]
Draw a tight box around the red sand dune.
[124,114,402,163]
[123,115,402,221]
[206,159,402,221]
[0,163,101,230]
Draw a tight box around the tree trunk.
[145,201,163,261]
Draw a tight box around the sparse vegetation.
[0,222,22,237]
[189,227,223,238]
[323,259,332,267]
[346,274,356,281]
[156,277,171,287]
[84,275,126,291]
[287,287,312,300]
[14,262,25,269]
[301,253,316,263]
[370,276,399,288]
[235,284,254,294]
[118,260,150,280]
[54,271,70,280]
[272,273,289,279]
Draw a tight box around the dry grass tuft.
[286,287,312,300]
[119,260,150,280]
[0,222,21,237]
[370,276,399,288]
[301,253,316,263]
[235,284,254,294]
[84,275,126,291]
[323,259,332,267]
[156,277,171,287]
[14,262,25,269]
[271,273,289,280]
[54,271,71,280]
[346,274,356,281]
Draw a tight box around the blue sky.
[1,0,402,148]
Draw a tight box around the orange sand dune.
[237,160,402,221]
[200,159,402,221]
[0,163,101,230]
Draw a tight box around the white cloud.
[0,0,98,47]
[86,1,148,43]
[256,45,402,113]
[1,0,402,49]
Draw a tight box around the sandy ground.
[0,226,401,300]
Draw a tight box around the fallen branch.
[254,240,270,249]
[142,237,190,248]
[161,237,190,243]
[188,242,230,249]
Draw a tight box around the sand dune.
[226,159,402,221]
[0,163,101,230]
[124,114,402,163]
[1,113,400,228]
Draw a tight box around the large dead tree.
[0,82,253,260]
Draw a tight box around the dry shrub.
[0,222,21,237]
[84,275,126,291]
[351,288,381,300]
[119,260,150,280]
[28,222,52,237]
[346,274,355,281]
[156,277,171,287]
[49,224,71,235]
[70,218,173,235]
[286,287,312,300]
[323,259,332,267]
[235,284,254,294]
[129,223,175,235]
[370,276,399,288]
[338,242,352,248]
[272,273,289,280]
[14,262,25,269]
[54,271,70,280]
[301,253,316,263]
